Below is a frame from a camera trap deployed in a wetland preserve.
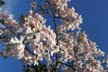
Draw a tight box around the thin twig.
[58,61,76,71]
[44,0,59,71]
[45,0,59,45]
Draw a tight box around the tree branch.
[58,61,76,71]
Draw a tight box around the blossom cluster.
[50,0,82,31]
[0,0,108,72]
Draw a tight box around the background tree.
[0,0,108,72]
[0,0,5,6]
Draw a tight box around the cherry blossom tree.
[0,0,108,72]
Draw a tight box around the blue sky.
[71,0,108,53]
[0,0,108,72]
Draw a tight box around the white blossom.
[0,0,107,72]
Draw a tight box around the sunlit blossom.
[0,0,107,72]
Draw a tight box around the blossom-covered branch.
[0,0,108,72]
